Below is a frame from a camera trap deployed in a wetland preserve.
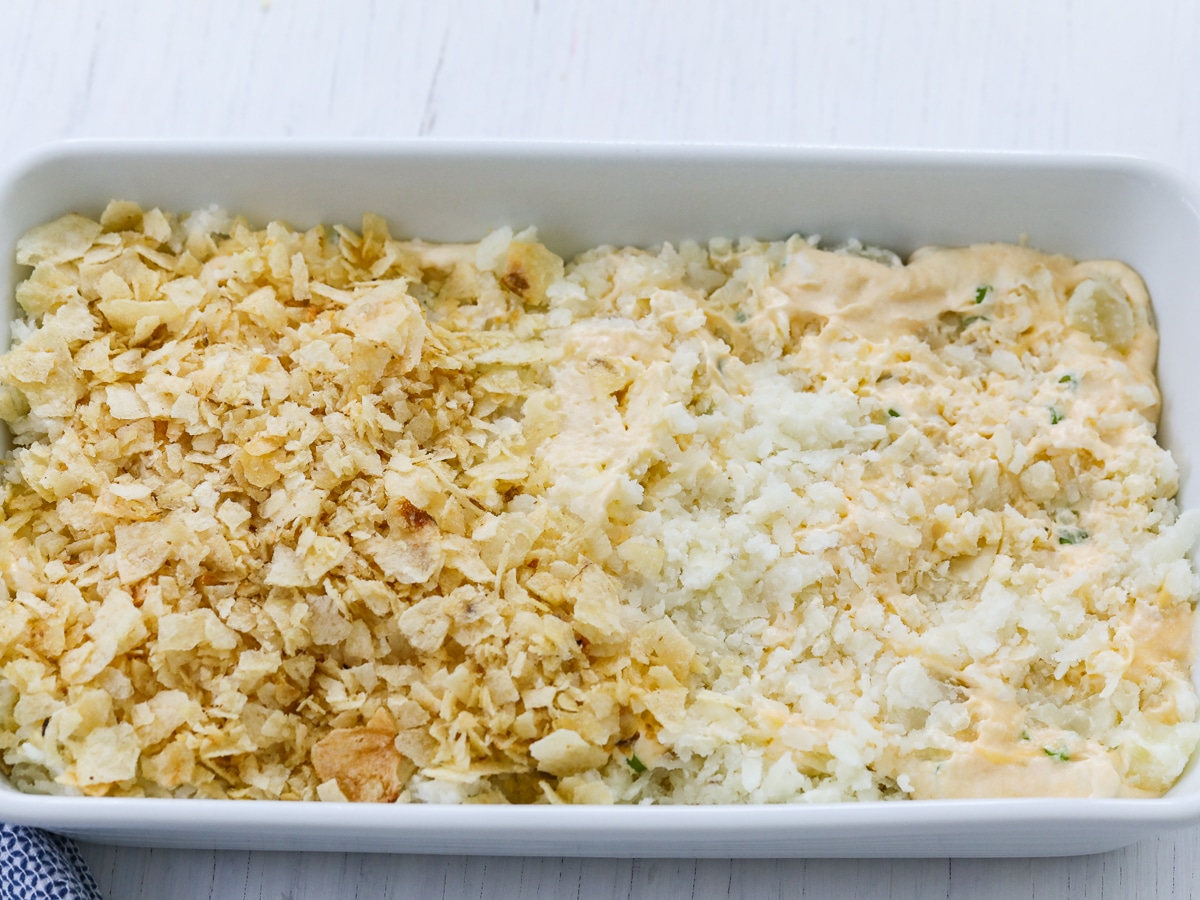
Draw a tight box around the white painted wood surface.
[3,0,1200,895]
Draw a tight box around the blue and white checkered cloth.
[0,825,101,900]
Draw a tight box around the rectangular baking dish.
[1,140,1200,857]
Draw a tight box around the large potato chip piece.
[16,214,102,266]
[529,729,608,777]
[115,521,173,584]
[568,565,627,645]
[499,241,564,305]
[156,610,239,653]
[337,282,429,371]
[358,504,443,585]
[0,326,84,418]
[64,724,140,787]
[311,710,412,802]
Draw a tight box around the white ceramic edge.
[2,139,1200,856]
[7,135,1200,201]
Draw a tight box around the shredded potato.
[0,205,1195,803]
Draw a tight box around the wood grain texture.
[71,835,1200,900]
[5,0,1200,896]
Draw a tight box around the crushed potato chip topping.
[0,205,1196,804]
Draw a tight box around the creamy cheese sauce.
[776,243,1158,416]
[761,244,1179,799]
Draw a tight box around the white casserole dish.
[1,140,1200,857]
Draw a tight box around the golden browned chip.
[499,241,564,305]
[311,710,412,803]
